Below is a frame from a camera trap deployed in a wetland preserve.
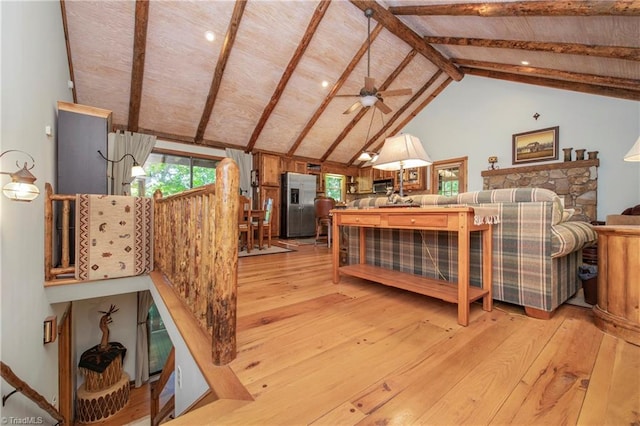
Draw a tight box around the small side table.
[592,225,640,346]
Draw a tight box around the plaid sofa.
[343,188,597,314]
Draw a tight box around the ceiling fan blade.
[375,100,392,114]
[377,88,412,97]
[334,94,360,97]
[343,101,362,114]
[364,76,376,92]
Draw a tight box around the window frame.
[323,173,346,202]
[430,156,468,196]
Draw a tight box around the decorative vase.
[563,148,573,162]
[575,149,586,161]
[588,151,599,160]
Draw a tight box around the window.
[324,174,345,202]
[148,302,172,375]
[132,151,220,197]
[431,156,468,196]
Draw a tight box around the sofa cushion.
[347,197,390,209]
[457,188,564,225]
[412,194,455,205]
[551,221,597,258]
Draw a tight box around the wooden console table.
[331,207,493,326]
[592,225,640,346]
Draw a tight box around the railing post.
[212,158,239,365]
[44,183,53,282]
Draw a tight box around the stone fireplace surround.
[481,159,599,222]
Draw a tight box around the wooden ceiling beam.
[322,50,419,163]
[287,23,384,158]
[132,126,245,151]
[350,0,463,81]
[195,0,247,144]
[460,66,640,101]
[348,70,444,165]
[321,49,418,163]
[59,0,77,104]
[127,0,150,132]
[454,58,640,90]
[370,77,453,155]
[424,36,640,61]
[245,0,332,153]
[389,1,640,16]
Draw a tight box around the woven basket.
[76,372,130,424]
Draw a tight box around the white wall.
[1,1,73,422]
[403,76,640,220]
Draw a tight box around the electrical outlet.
[176,366,182,389]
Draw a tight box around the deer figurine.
[98,304,119,351]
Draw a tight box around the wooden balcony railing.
[153,157,240,365]
[44,184,77,285]
[150,347,175,426]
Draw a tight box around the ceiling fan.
[337,8,412,115]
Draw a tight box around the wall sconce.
[43,316,57,344]
[0,150,40,202]
[97,150,146,177]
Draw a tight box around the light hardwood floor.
[99,243,640,425]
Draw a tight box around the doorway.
[148,303,172,375]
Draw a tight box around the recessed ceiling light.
[205,31,215,42]
[321,80,329,88]
[521,60,530,66]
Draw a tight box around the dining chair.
[238,195,253,253]
[314,196,335,247]
[252,198,273,249]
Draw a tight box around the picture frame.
[512,126,559,165]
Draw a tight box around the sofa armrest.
[551,221,597,258]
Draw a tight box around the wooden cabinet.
[281,158,307,174]
[357,167,373,194]
[592,226,640,346]
[255,153,281,187]
[372,168,394,181]
[258,185,280,238]
[395,167,426,192]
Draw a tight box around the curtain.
[225,148,253,198]
[135,290,153,387]
[108,131,156,195]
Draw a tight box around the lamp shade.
[357,151,379,162]
[624,136,640,161]
[373,134,432,171]
[2,163,39,201]
[131,164,146,177]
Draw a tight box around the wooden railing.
[1,361,65,425]
[153,157,240,365]
[150,347,175,426]
[44,183,77,285]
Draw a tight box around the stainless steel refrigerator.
[280,172,317,238]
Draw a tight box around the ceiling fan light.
[358,152,373,162]
[360,95,377,108]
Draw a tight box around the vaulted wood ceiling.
[61,0,640,166]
